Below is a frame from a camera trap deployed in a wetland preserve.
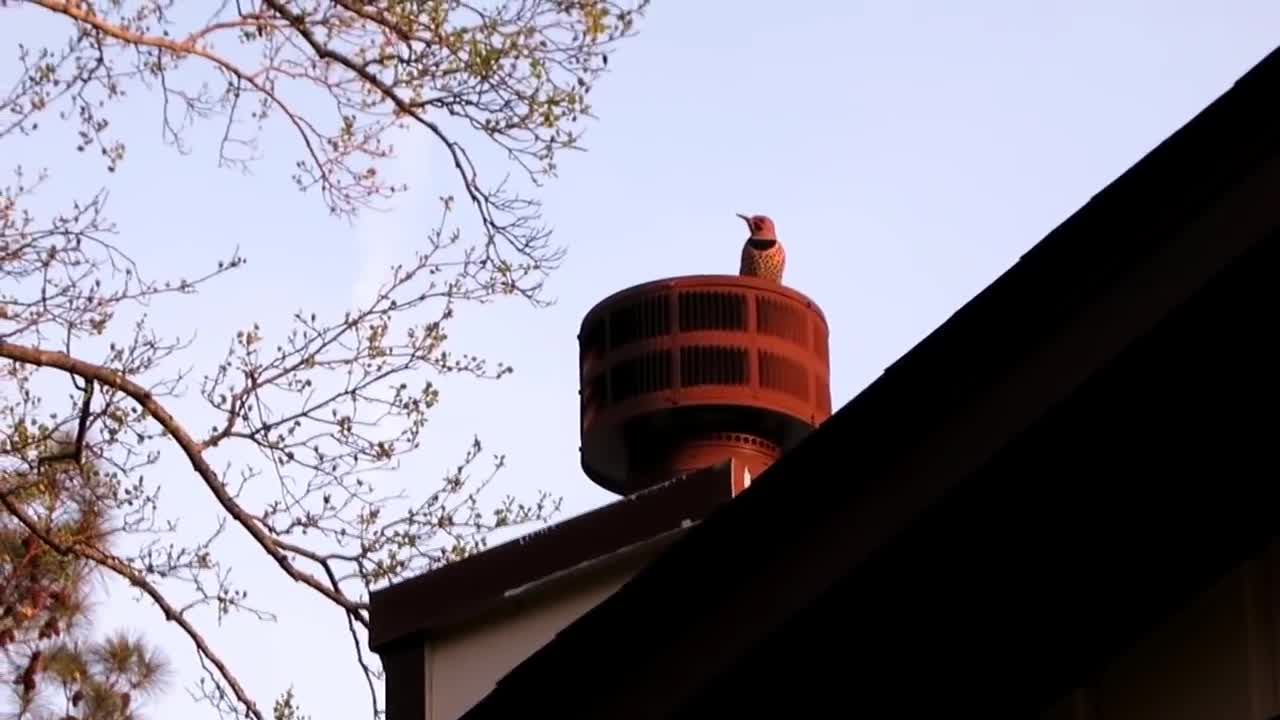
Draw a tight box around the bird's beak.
[735,213,750,224]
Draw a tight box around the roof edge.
[459,42,1280,719]
[368,461,735,650]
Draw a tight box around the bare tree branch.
[0,338,370,620]
[15,0,648,301]
[0,1,642,716]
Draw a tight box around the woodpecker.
[736,213,786,283]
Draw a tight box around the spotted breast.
[739,238,786,282]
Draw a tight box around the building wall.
[1042,540,1280,720]
[422,547,658,720]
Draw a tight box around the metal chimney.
[578,274,832,496]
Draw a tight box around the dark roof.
[367,461,735,650]
[461,44,1280,718]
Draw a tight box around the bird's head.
[736,213,777,241]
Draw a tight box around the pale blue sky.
[3,2,1279,718]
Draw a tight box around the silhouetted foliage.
[1,438,170,720]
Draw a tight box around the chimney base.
[634,432,780,495]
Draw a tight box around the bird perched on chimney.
[736,213,786,283]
